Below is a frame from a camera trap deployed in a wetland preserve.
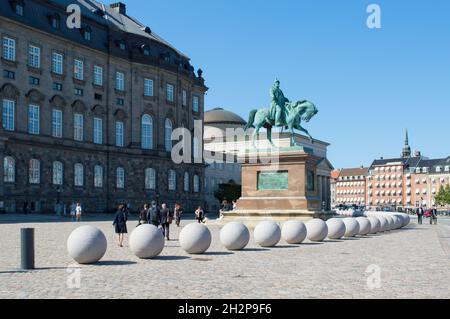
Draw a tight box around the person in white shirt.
[75,202,82,222]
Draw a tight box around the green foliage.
[435,185,450,206]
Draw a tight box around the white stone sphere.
[129,224,165,259]
[377,216,389,232]
[343,218,360,237]
[306,219,328,242]
[391,215,402,230]
[67,226,107,264]
[220,222,250,250]
[356,217,372,236]
[281,221,307,244]
[400,214,410,227]
[179,223,212,254]
[254,221,281,247]
[326,218,346,240]
[385,215,395,231]
[367,217,381,234]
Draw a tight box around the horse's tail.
[244,110,257,131]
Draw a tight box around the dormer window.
[49,14,61,29]
[117,40,126,51]
[436,166,442,173]
[141,45,150,56]
[81,26,92,41]
[13,0,24,16]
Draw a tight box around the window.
[52,109,62,138]
[28,45,40,68]
[144,78,153,97]
[115,121,124,147]
[51,14,60,29]
[15,2,24,16]
[142,46,150,56]
[3,70,15,79]
[53,82,63,91]
[2,37,16,61]
[145,168,156,190]
[445,166,450,172]
[74,113,84,141]
[116,98,124,106]
[165,119,173,152]
[74,59,84,80]
[166,84,174,102]
[94,165,103,188]
[53,162,63,185]
[116,72,124,91]
[194,175,200,193]
[52,53,63,74]
[93,118,103,144]
[168,170,176,191]
[74,164,84,187]
[141,115,153,150]
[29,159,40,184]
[193,137,200,160]
[93,66,103,86]
[4,157,15,183]
[94,93,102,101]
[83,27,92,41]
[118,40,126,51]
[29,76,40,85]
[182,90,187,106]
[28,105,39,135]
[193,96,199,112]
[74,88,84,96]
[2,99,15,131]
[436,166,442,173]
[116,167,125,189]
[184,172,190,192]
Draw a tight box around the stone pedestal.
[215,148,332,227]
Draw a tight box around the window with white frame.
[74,59,84,80]
[52,109,62,138]
[28,45,40,68]
[94,165,103,188]
[4,157,15,183]
[2,99,15,131]
[165,119,172,152]
[445,166,450,172]
[194,175,200,193]
[184,172,190,192]
[93,117,103,144]
[145,168,156,190]
[144,78,154,97]
[28,105,39,135]
[193,96,199,112]
[116,167,125,189]
[74,113,84,141]
[168,170,176,191]
[53,161,63,185]
[93,66,103,86]
[2,37,16,61]
[29,159,40,184]
[52,53,63,74]
[166,84,174,102]
[115,121,124,147]
[74,163,84,187]
[116,72,125,91]
[182,90,187,106]
[141,115,153,150]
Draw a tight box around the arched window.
[165,119,173,152]
[74,163,84,187]
[3,157,15,183]
[29,159,40,184]
[141,115,153,150]
[194,175,200,193]
[94,165,103,188]
[53,161,63,185]
[168,169,176,191]
[184,172,190,192]
[145,168,156,190]
[116,167,125,189]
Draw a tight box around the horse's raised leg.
[267,127,276,148]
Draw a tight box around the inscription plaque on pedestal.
[257,171,289,191]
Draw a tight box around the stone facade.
[335,167,369,206]
[0,1,207,213]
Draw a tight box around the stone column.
[0,136,5,211]
[326,177,331,211]
[317,175,323,209]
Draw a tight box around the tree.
[435,185,450,207]
[214,182,242,205]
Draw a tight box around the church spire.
[402,129,411,158]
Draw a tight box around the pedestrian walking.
[113,205,128,247]
[416,206,424,225]
[70,202,77,221]
[75,202,83,222]
[431,206,438,225]
[160,203,173,240]
[195,206,205,223]
[174,203,183,227]
[147,201,161,227]
[138,204,149,226]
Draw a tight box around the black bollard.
[21,228,35,270]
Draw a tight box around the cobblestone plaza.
[0,215,449,299]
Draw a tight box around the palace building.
[0,1,207,213]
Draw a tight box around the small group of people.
[416,205,438,225]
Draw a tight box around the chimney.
[110,2,126,15]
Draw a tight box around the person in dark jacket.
[138,204,149,226]
[416,206,424,225]
[431,206,438,225]
[147,201,161,227]
[160,203,173,240]
[113,205,128,247]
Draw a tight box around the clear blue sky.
[124,0,450,168]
